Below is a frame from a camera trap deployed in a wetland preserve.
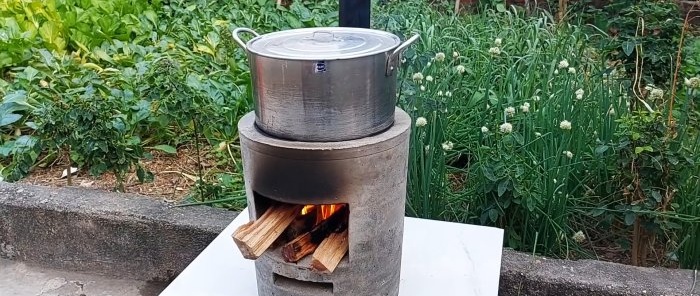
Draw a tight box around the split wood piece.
[281,205,349,263]
[232,204,303,260]
[282,207,318,242]
[311,229,349,273]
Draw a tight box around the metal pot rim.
[237,27,402,61]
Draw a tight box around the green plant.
[577,0,683,87]
[613,109,692,265]
[673,79,700,269]
[0,0,161,69]
[372,0,700,267]
[30,50,151,191]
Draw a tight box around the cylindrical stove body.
[238,108,411,296]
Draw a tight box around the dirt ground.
[19,147,213,202]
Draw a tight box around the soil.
[19,146,216,202]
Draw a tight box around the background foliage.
[1,0,698,268]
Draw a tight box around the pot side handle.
[386,34,420,76]
[232,28,261,50]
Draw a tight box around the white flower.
[532,95,541,102]
[416,117,428,127]
[554,69,559,75]
[568,67,576,74]
[684,77,700,89]
[481,126,489,133]
[453,51,460,58]
[488,47,501,55]
[445,91,452,97]
[424,145,430,152]
[505,106,516,116]
[441,141,454,151]
[535,132,542,137]
[437,90,444,96]
[572,231,586,243]
[426,62,432,67]
[420,85,425,91]
[563,150,573,159]
[456,65,466,74]
[649,88,664,100]
[494,38,502,46]
[520,102,530,113]
[558,59,569,69]
[607,105,616,116]
[435,52,446,62]
[412,72,424,83]
[425,75,434,82]
[560,120,572,130]
[401,58,407,64]
[499,122,513,133]
[575,88,584,100]
[39,80,49,88]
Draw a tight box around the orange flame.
[301,205,315,215]
[319,204,340,221]
[300,204,343,225]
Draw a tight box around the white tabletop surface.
[160,208,504,296]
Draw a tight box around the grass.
[375,0,699,266]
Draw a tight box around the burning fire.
[301,204,343,224]
[301,205,315,216]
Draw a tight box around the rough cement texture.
[499,249,699,296]
[241,109,411,296]
[0,181,238,282]
[0,258,166,296]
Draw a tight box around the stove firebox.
[235,107,411,295]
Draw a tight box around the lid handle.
[311,31,337,43]
[232,28,261,50]
[386,34,420,76]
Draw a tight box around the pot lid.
[246,27,401,60]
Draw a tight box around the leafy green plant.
[372,0,699,267]
[576,0,683,87]
[613,109,692,265]
[29,50,152,191]
[0,0,65,67]
[0,0,160,69]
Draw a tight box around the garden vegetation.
[1,0,698,268]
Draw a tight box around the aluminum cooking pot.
[233,27,419,142]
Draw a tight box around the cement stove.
[233,107,411,295]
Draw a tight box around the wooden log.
[311,229,349,273]
[277,207,318,245]
[281,205,348,263]
[232,204,303,260]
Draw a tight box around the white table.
[160,208,504,296]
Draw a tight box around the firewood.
[280,207,318,243]
[232,204,303,260]
[311,229,349,273]
[281,205,348,263]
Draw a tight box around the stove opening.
[244,192,350,273]
[273,273,333,294]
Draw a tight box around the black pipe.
[339,0,371,28]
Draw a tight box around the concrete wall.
[0,182,237,281]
